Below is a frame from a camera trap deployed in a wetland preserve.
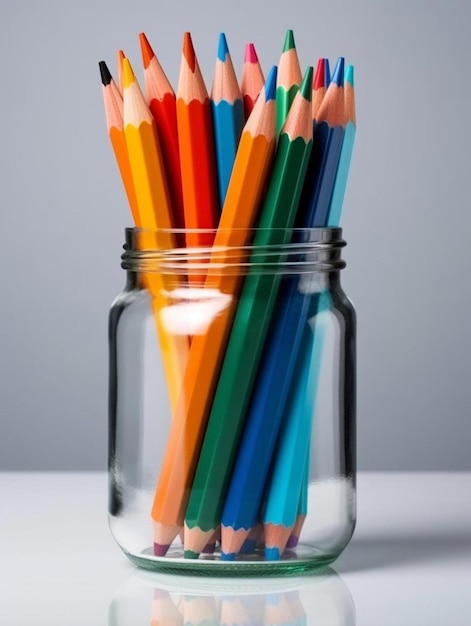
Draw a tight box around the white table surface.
[1,472,470,625]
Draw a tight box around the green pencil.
[183,67,314,557]
[276,29,302,135]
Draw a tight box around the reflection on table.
[108,566,355,625]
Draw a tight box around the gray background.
[0,0,469,471]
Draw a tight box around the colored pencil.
[99,61,140,226]
[150,68,278,556]
[116,49,125,95]
[240,43,264,119]
[276,29,302,135]
[297,56,346,228]
[263,296,328,560]
[211,33,245,206]
[219,58,340,559]
[312,58,330,120]
[140,32,185,236]
[176,32,219,250]
[328,64,356,226]
[285,467,308,549]
[285,65,356,552]
[122,56,189,411]
[184,67,314,558]
[263,593,297,626]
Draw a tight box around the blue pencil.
[211,33,245,207]
[219,59,346,560]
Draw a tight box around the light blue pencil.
[263,294,329,560]
[328,65,356,226]
[211,32,244,207]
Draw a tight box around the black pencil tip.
[99,61,112,86]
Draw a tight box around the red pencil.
[240,43,264,119]
[176,32,219,252]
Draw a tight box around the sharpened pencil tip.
[153,542,170,556]
[345,64,354,87]
[121,57,135,89]
[282,28,296,52]
[182,31,196,72]
[239,538,257,554]
[139,32,154,69]
[183,549,200,559]
[99,61,112,86]
[331,57,345,87]
[264,65,278,101]
[300,66,313,100]
[325,58,331,85]
[217,32,229,62]
[313,58,325,90]
[265,547,281,561]
[285,534,299,549]
[244,42,259,63]
[220,552,236,561]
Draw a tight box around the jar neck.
[121,227,347,280]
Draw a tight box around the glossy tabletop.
[1,472,470,625]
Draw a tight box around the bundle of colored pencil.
[99,28,356,561]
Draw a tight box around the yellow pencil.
[122,57,189,411]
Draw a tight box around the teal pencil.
[183,68,314,558]
[263,295,329,560]
[211,33,245,206]
[276,29,302,135]
[328,65,356,225]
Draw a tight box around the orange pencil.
[122,56,189,411]
[176,32,219,250]
[139,32,185,236]
[151,67,278,555]
[99,60,140,226]
[240,43,264,119]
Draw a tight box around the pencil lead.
[300,66,313,100]
[331,57,345,87]
[324,58,331,85]
[153,542,170,557]
[121,57,135,89]
[264,65,278,101]
[99,60,112,86]
[217,32,229,62]
[265,547,281,561]
[183,549,199,559]
[182,31,196,72]
[220,551,236,561]
[313,58,325,90]
[139,32,154,69]
[244,42,258,63]
[345,64,354,87]
[282,28,296,52]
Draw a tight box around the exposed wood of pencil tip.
[315,58,346,126]
[177,32,209,102]
[280,66,313,140]
[139,32,175,99]
[211,35,242,104]
[277,29,302,89]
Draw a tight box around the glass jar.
[108,226,356,575]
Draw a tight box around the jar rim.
[121,227,346,275]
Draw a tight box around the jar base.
[122,543,340,577]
